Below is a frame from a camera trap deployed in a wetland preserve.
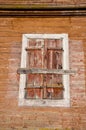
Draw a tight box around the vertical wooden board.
[45,39,63,99]
[46,74,63,99]
[26,39,43,98]
[25,88,43,99]
[46,87,63,99]
[26,37,64,99]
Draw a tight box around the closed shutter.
[18,34,75,106]
[25,39,64,100]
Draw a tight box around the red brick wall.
[0,17,86,130]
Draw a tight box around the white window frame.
[18,34,70,107]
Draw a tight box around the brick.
[0,17,86,130]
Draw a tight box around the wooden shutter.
[24,38,64,99]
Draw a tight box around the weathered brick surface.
[0,17,86,130]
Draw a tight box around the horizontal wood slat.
[17,68,76,74]
[0,10,86,17]
[26,47,63,51]
[47,48,63,51]
[25,46,42,50]
[0,6,86,17]
[25,83,64,88]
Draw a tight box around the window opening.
[18,34,75,107]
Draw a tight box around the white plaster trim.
[62,34,70,106]
[18,34,27,105]
[25,34,65,39]
[18,34,70,107]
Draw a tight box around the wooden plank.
[25,83,64,88]
[26,83,42,88]
[17,68,76,74]
[0,7,86,17]
[47,48,64,51]
[0,4,86,10]
[25,46,42,51]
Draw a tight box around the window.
[18,34,70,107]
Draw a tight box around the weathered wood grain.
[17,68,76,74]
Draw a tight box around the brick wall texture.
[0,17,86,130]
